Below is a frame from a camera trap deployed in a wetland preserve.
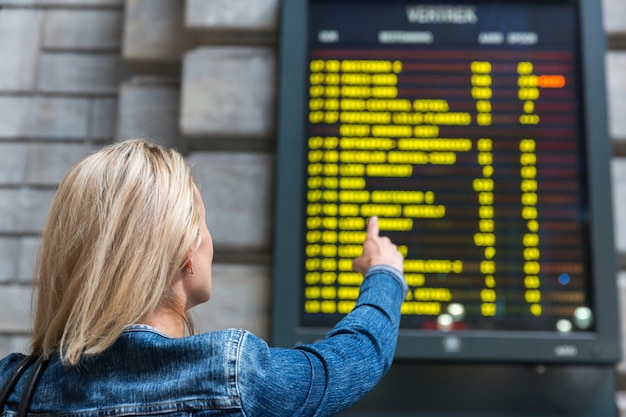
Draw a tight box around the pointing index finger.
[367,216,379,239]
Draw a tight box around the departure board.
[273,0,619,363]
[301,1,592,334]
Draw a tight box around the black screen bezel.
[271,0,620,363]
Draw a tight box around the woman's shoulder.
[118,325,262,360]
[34,328,264,411]
[0,352,27,376]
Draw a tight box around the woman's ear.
[184,259,195,275]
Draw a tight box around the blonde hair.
[30,139,202,365]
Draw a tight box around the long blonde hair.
[31,139,201,365]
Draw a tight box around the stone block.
[0,335,30,357]
[608,53,626,141]
[123,0,193,65]
[613,159,626,252]
[38,53,125,94]
[618,273,626,374]
[0,190,19,233]
[90,98,118,139]
[618,391,626,417]
[0,337,11,359]
[117,78,183,150]
[10,336,29,355]
[0,285,31,333]
[18,237,40,284]
[0,10,43,92]
[25,143,94,186]
[185,0,278,32]
[0,143,26,185]
[15,190,56,233]
[191,264,270,340]
[0,238,19,283]
[0,189,55,234]
[188,152,273,251]
[0,0,121,5]
[180,47,276,140]
[43,10,122,50]
[0,97,89,139]
[0,337,9,359]
[604,0,626,35]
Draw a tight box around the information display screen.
[302,0,590,333]
[273,0,619,362]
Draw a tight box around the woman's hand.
[352,216,404,274]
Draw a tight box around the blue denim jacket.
[0,265,406,417]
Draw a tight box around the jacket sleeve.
[237,265,407,417]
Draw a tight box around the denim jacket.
[0,265,406,417]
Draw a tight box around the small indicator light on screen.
[537,75,566,88]
[558,273,571,285]
[447,303,466,322]
[437,314,454,332]
[556,319,573,333]
[574,307,593,329]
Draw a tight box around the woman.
[0,139,406,416]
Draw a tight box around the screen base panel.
[340,362,617,417]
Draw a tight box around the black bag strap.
[16,356,49,417]
[0,354,49,416]
[0,355,38,406]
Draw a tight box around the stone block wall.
[1,0,626,412]
[0,0,123,355]
[117,0,277,336]
[607,1,626,407]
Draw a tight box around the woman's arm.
[238,217,407,417]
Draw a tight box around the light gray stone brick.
[0,10,43,92]
[0,189,55,233]
[90,98,118,139]
[607,52,626,141]
[117,79,183,150]
[188,152,273,250]
[604,0,626,35]
[0,96,89,139]
[0,238,19,283]
[0,0,121,5]
[18,237,40,284]
[185,0,278,32]
[43,10,122,50]
[617,273,626,374]
[0,337,10,359]
[191,264,270,340]
[15,190,56,234]
[0,337,9,358]
[123,0,192,64]
[0,143,27,185]
[0,190,19,232]
[180,47,276,139]
[0,335,30,357]
[10,336,29,354]
[25,143,94,186]
[613,159,626,253]
[0,285,31,333]
[38,53,124,94]
[620,392,626,417]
